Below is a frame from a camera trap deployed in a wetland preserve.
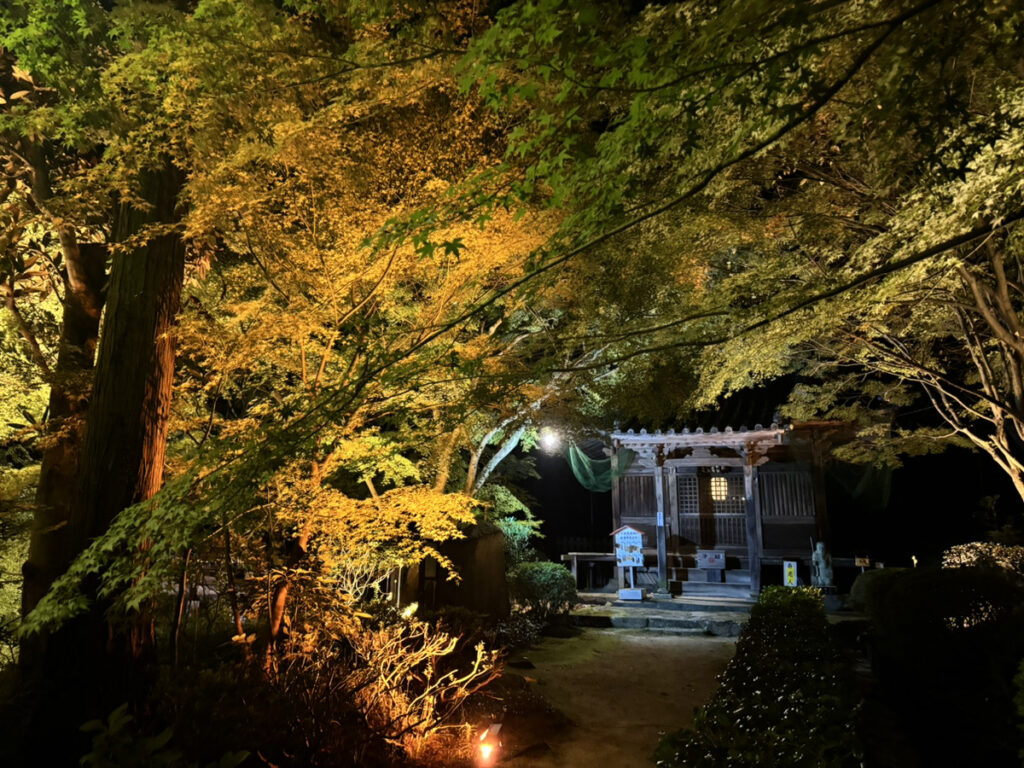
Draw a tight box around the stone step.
[670,581,754,599]
[572,612,744,637]
[669,568,751,585]
[666,555,750,570]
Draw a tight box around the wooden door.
[676,467,747,549]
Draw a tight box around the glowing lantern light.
[477,723,502,765]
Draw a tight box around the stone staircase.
[667,553,754,599]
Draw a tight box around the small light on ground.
[477,723,502,765]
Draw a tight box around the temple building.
[606,422,837,596]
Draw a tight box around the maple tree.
[1,1,578,763]
[458,0,1024,502]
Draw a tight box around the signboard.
[854,557,871,568]
[783,560,798,587]
[696,550,726,570]
[614,527,644,568]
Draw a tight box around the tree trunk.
[20,238,107,665]
[71,159,184,660]
[473,424,527,495]
[26,159,185,752]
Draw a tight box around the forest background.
[1,0,1023,765]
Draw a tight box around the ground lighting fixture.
[476,722,502,765]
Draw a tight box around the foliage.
[345,617,499,762]
[506,561,576,622]
[847,567,909,614]
[456,0,1024,496]
[943,541,1024,577]
[80,704,248,768]
[654,586,862,768]
[3,1,541,762]
[0,465,34,666]
[478,483,543,567]
[863,566,1024,764]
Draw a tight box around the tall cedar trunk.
[28,160,185,753]
[19,239,106,666]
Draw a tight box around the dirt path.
[500,629,735,768]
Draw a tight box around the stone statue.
[811,541,833,588]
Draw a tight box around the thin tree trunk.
[224,527,244,638]
[171,549,192,669]
[266,462,320,666]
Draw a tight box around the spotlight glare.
[540,429,560,452]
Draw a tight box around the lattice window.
[711,473,745,515]
[677,474,699,515]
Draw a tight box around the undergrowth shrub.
[654,587,862,768]
[80,703,247,768]
[864,566,1024,765]
[494,612,543,648]
[848,567,907,613]
[507,561,577,622]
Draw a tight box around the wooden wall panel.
[759,470,815,519]
[619,474,658,518]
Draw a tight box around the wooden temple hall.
[607,423,831,596]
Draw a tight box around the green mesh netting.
[567,443,636,493]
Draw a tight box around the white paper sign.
[614,527,644,567]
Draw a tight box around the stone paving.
[571,592,753,637]
[571,590,866,637]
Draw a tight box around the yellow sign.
[783,560,798,587]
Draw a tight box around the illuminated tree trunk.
[26,160,185,745]
[68,160,185,659]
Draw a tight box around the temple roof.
[610,424,788,459]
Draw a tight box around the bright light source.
[539,428,560,452]
[710,475,728,501]
[477,723,502,765]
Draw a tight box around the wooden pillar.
[744,458,763,596]
[655,462,668,594]
[611,441,623,588]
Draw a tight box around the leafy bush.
[479,484,543,567]
[507,561,577,622]
[863,566,1024,764]
[654,587,863,768]
[943,541,1024,577]
[848,567,908,613]
[80,704,247,768]
[494,612,543,648]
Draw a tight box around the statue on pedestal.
[811,541,833,588]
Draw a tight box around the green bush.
[864,566,1024,764]
[478,484,543,567]
[80,704,248,768]
[848,567,907,613]
[507,561,577,621]
[654,586,862,768]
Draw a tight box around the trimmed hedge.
[507,561,577,622]
[863,565,1024,765]
[654,587,863,768]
